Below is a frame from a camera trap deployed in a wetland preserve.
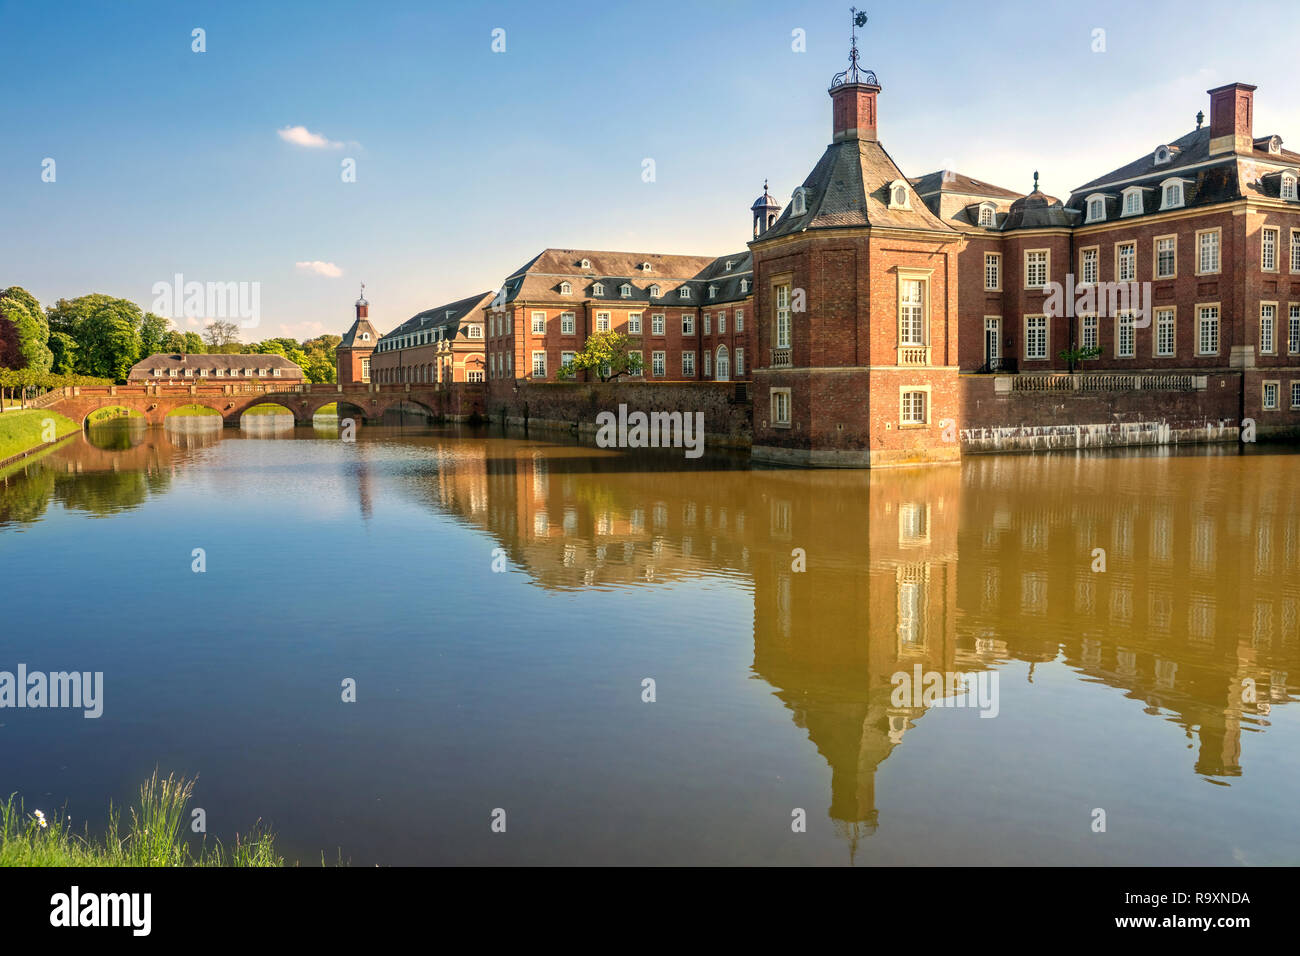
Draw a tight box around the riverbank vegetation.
[0,409,78,462]
[166,404,223,417]
[0,771,282,867]
[0,285,339,387]
[242,403,293,416]
[86,406,145,424]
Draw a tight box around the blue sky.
[4,0,1299,341]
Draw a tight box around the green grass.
[242,403,293,416]
[86,406,145,424]
[165,404,222,418]
[1,771,282,867]
[313,402,338,416]
[0,409,79,462]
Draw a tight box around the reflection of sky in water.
[1,429,1298,866]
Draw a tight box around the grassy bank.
[86,406,145,424]
[242,403,293,416]
[166,404,222,418]
[313,402,338,416]
[0,409,79,462]
[1,771,281,867]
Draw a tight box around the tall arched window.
[716,345,730,382]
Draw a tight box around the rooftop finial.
[1197,109,1205,129]
[1033,170,1039,192]
[831,8,877,87]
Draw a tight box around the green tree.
[48,330,79,373]
[161,330,187,353]
[74,297,144,380]
[0,287,53,373]
[1058,344,1103,374]
[181,331,205,353]
[557,331,643,382]
[203,320,241,351]
[139,312,170,357]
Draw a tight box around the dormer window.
[679,287,691,300]
[1154,145,1171,166]
[740,278,749,293]
[1269,135,1283,155]
[640,262,652,272]
[708,284,717,299]
[579,258,592,269]
[791,187,807,216]
[1085,194,1106,223]
[649,284,660,298]
[592,282,605,296]
[1282,172,1298,201]
[1122,187,1144,216]
[725,260,734,270]
[620,283,632,298]
[977,203,996,227]
[360,332,370,341]
[560,281,571,295]
[887,180,910,210]
[1160,178,1186,210]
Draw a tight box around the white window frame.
[1024,314,1049,360]
[1159,179,1185,210]
[717,311,726,334]
[1263,227,1279,272]
[531,351,547,378]
[900,389,928,426]
[735,309,744,332]
[1079,246,1099,286]
[984,252,1001,291]
[978,203,995,227]
[1116,241,1136,283]
[651,313,665,335]
[1155,307,1176,357]
[1261,302,1277,354]
[531,311,546,335]
[595,311,610,332]
[1116,310,1136,358]
[775,283,791,349]
[1085,194,1107,223]
[628,312,642,334]
[1282,173,1298,202]
[735,347,744,377]
[770,387,791,427]
[560,311,575,335]
[1263,381,1280,411]
[1197,228,1221,275]
[1121,187,1144,217]
[560,281,571,295]
[1154,234,1177,280]
[681,313,695,335]
[652,351,665,377]
[1196,304,1220,355]
[1289,303,1300,354]
[682,351,695,377]
[1024,249,1049,290]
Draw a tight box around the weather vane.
[833,8,877,87]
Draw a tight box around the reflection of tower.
[356,452,373,521]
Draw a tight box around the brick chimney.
[830,81,880,143]
[1207,82,1257,156]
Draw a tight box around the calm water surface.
[2,418,1298,865]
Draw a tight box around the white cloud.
[277,125,344,149]
[295,261,343,278]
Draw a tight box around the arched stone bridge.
[33,382,488,427]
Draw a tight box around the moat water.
[2,417,1298,865]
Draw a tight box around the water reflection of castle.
[396,437,1299,836]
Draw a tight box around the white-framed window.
[1197,305,1220,355]
[679,287,691,299]
[640,262,652,273]
[899,277,926,345]
[1025,250,1048,289]
[708,284,717,299]
[560,281,571,295]
[560,311,575,335]
[628,312,642,334]
[596,311,610,332]
[889,182,909,209]
[703,351,711,376]
[740,279,749,294]
[1155,235,1176,279]
[651,313,665,335]
[1263,381,1280,410]
[360,332,370,341]
[1263,227,1279,271]
[1290,304,1300,353]
[1283,173,1298,201]
[199,368,209,377]
[1122,188,1143,216]
[1085,195,1106,222]
[1197,229,1221,274]
[717,312,726,334]
[682,351,695,376]
[1155,308,1175,357]
[560,350,576,370]
[649,284,660,297]
[984,253,1001,291]
[1154,145,1171,165]
[620,284,631,298]
[791,187,807,216]
[466,369,484,382]
[151,368,161,377]
[771,387,791,426]
[681,313,694,335]
[628,350,642,374]
[1117,241,1136,282]
[592,282,605,296]
[703,314,711,334]
[466,324,482,338]
[531,351,546,378]
[901,390,928,425]
[1080,247,1098,285]
[214,368,224,377]
[1261,303,1277,354]
[735,309,744,332]
[1292,381,1300,409]
[652,351,665,377]
[579,258,591,268]
[1025,314,1048,360]
[735,347,744,377]
[775,283,791,348]
[531,311,546,334]
[978,203,995,227]
[1117,311,1136,358]
[1160,181,1183,210]
[1292,231,1300,273]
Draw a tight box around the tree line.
[0,286,340,387]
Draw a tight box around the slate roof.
[339,316,379,348]
[758,139,955,240]
[127,353,305,379]
[496,249,752,307]
[379,291,495,343]
[1002,189,1079,230]
[909,170,1022,200]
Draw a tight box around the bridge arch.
[82,405,145,428]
